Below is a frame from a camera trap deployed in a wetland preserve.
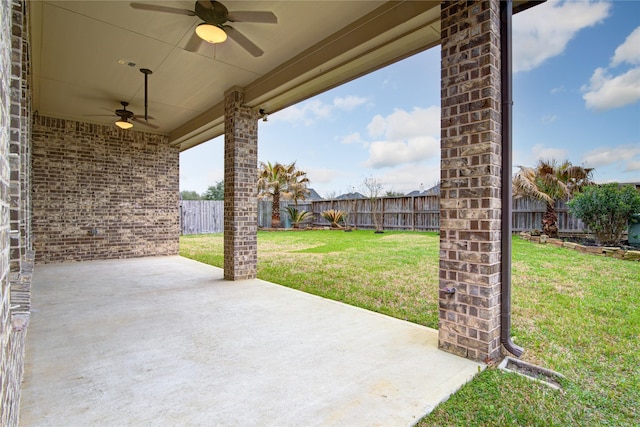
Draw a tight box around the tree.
[287,169,310,208]
[362,176,385,233]
[258,161,310,228]
[180,190,201,200]
[512,160,594,237]
[568,183,640,246]
[203,180,224,200]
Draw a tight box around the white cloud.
[379,164,441,194]
[581,144,640,168]
[367,115,386,138]
[302,167,355,197]
[340,132,368,147]
[624,161,640,172]
[362,107,440,169]
[531,144,568,161]
[273,99,330,125]
[513,0,611,73]
[381,107,440,140]
[541,114,558,124]
[366,137,439,169]
[611,26,640,67]
[582,67,640,110]
[306,167,347,184]
[550,85,565,94]
[582,26,640,111]
[341,132,362,144]
[272,95,367,125]
[333,95,368,111]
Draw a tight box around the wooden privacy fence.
[180,197,588,235]
[258,201,314,229]
[310,196,440,231]
[180,200,224,234]
[512,198,586,234]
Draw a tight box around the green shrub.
[321,209,345,228]
[284,206,312,229]
[568,183,640,246]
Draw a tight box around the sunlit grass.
[180,230,640,425]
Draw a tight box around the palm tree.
[258,161,310,228]
[258,161,287,228]
[513,160,594,237]
[287,168,310,208]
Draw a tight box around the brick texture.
[32,116,180,263]
[223,89,258,280]
[439,0,504,363]
[0,0,14,420]
[1,1,33,424]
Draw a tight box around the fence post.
[411,196,415,231]
[354,198,358,229]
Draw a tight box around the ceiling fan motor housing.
[116,110,134,119]
[195,1,228,25]
[115,101,134,119]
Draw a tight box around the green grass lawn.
[180,230,640,426]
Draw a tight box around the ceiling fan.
[130,0,278,57]
[85,101,158,130]
[112,101,159,130]
[88,69,157,130]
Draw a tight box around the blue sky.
[180,0,640,198]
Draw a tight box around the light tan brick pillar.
[223,88,257,280]
[439,0,503,362]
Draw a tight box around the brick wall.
[32,116,180,263]
[0,0,15,420]
[439,0,504,362]
[9,0,31,274]
[1,0,33,424]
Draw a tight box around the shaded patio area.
[20,256,482,426]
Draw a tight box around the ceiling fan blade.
[228,11,277,24]
[132,117,160,129]
[184,31,204,52]
[132,115,156,120]
[130,3,195,16]
[225,27,263,57]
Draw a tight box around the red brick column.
[439,0,503,362]
[223,88,258,280]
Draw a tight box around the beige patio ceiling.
[30,0,441,150]
[30,1,536,151]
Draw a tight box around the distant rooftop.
[335,192,366,200]
[306,188,324,200]
[407,184,440,197]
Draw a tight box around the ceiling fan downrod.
[140,68,152,121]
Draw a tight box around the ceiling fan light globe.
[196,23,227,43]
[115,119,133,129]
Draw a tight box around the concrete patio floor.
[20,256,483,426]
